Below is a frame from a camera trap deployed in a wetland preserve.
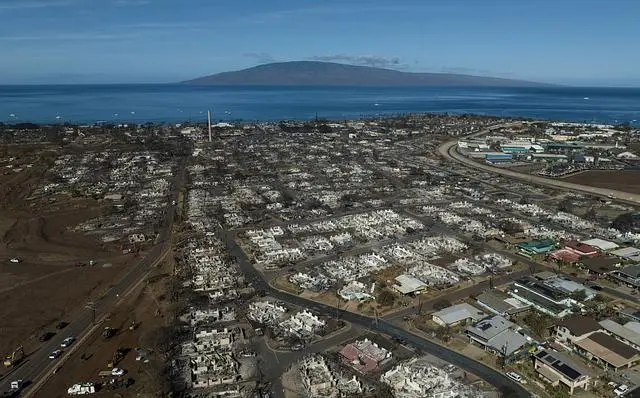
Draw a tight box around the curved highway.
[223,232,531,398]
[437,127,640,205]
[1,158,186,397]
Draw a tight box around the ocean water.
[0,84,639,125]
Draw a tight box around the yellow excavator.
[4,346,24,367]
[107,347,126,368]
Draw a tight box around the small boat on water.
[583,97,590,100]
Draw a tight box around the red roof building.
[549,249,581,264]
[565,240,599,257]
[339,338,391,373]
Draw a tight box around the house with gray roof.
[432,303,486,327]
[610,264,640,288]
[599,319,640,351]
[476,290,530,317]
[620,307,640,322]
[534,349,593,394]
[464,315,531,358]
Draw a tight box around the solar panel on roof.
[479,323,492,331]
[554,362,580,380]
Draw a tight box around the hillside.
[183,61,549,87]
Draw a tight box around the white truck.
[98,367,125,377]
[9,380,23,391]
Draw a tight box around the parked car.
[56,321,69,330]
[48,350,62,360]
[614,384,629,396]
[61,337,75,348]
[506,372,523,383]
[39,332,55,342]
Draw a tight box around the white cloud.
[0,32,137,41]
[112,0,151,6]
[0,1,74,10]
[309,54,404,69]
[243,52,276,63]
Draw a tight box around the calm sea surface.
[0,85,639,125]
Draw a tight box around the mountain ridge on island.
[182,61,552,87]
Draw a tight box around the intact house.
[599,319,640,351]
[464,315,531,359]
[476,290,530,318]
[610,247,640,260]
[392,274,428,296]
[564,240,599,257]
[621,307,640,323]
[518,239,556,256]
[554,315,602,348]
[580,238,619,252]
[339,338,392,373]
[610,264,640,288]
[431,303,486,327]
[534,349,593,395]
[574,331,640,371]
[579,256,621,276]
[508,275,596,318]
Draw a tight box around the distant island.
[183,61,550,87]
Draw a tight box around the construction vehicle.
[107,347,127,368]
[4,346,24,367]
[103,327,115,339]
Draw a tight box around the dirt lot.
[0,145,137,361]
[36,265,175,397]
[561,170,640,194]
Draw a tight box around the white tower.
[207,110,212,142]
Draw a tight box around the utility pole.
[207,110,212,142]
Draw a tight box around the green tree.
[570,289,587,302]
[377,290,396,307]
[522,312,554,338]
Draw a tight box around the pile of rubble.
[381,358,478,398]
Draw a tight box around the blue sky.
[1,0,638,85]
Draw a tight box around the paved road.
[223,232,531,398]
[1,158,186,396]
[437,132,640,205]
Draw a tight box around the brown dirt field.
[0,146,139,367]
[0,260,136,358]
[37,266,175,397]
[561,170,640,194]
[0,204,137,357]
